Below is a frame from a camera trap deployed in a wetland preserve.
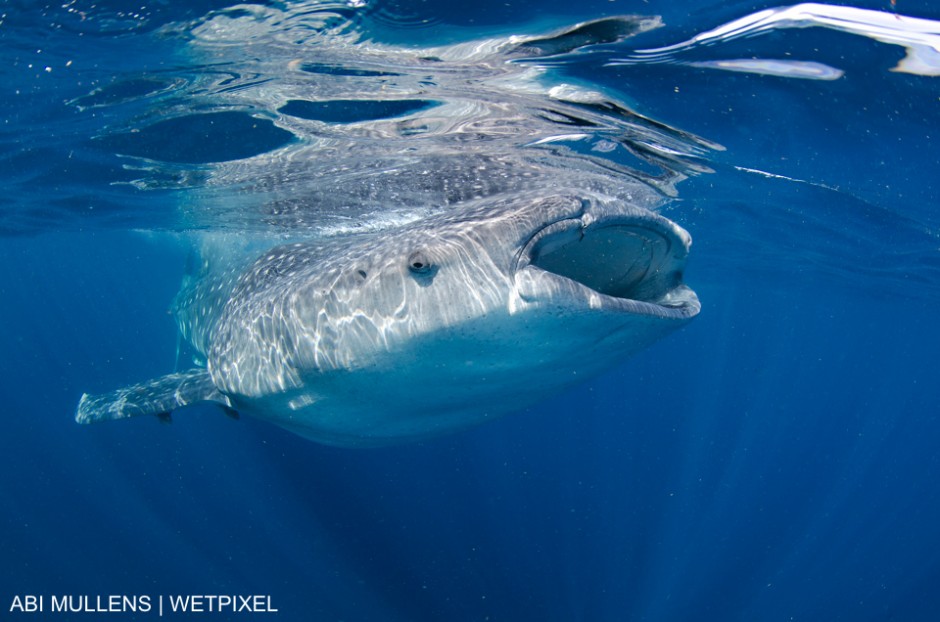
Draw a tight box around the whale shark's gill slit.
[531,225,674,303]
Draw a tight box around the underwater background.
[2,0,939,620]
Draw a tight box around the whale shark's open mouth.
[516,211,700,318]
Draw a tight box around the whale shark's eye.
[408,251,433,275]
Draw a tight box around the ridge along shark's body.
[75,13,707,446]
[77,193,698,446]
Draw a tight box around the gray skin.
[76,192,698,447]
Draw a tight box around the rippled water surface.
[2,0,939,620]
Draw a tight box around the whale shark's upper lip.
[514,208,700,318]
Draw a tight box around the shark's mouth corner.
[517,212,700,318]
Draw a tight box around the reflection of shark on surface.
[76,13,704,446]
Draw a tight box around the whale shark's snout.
[514,202,700,319]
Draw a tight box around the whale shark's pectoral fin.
[76,368,233,425]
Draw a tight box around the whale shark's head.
[207,193,698,445]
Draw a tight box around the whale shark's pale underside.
[76,11,707,446]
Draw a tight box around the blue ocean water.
[2,0,939,620]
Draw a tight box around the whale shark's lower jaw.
[514,209,700,319]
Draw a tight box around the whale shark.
[75,12,706,446]
[77,193,698,446]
